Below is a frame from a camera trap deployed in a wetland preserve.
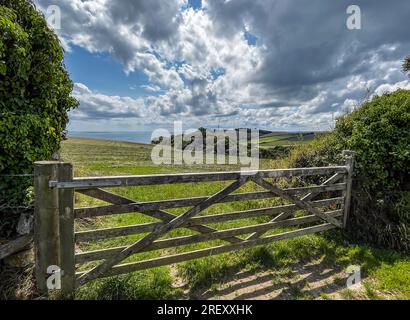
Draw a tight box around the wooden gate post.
[34,161,61,293]
[342,150,355,228]
[58,163,75,296]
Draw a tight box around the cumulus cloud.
[374,80,410,96]
[33,0,410,130]
[141,85,161,92]
[71,83,145,119]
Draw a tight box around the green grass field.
[259,132,315,148]
[59,137,409,300]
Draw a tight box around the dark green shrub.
[288,90,410,252]
[0,1,78,237]
[403,56,410,73]
[259,145,294,159]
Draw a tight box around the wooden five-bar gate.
[34,151,355,295]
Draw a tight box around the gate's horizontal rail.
[74,183,346,218]
[75,223,335,279]
[78,174,344,209]
[77,191,276,216]
[75,197,344,242]
[51,166,348,189]
[75,210,342,263]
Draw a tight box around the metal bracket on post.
[342,150,355,228]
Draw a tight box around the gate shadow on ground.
[184,259,350,300]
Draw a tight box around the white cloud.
[374,80,410,96]
[71,83,146,119]
[33,0,410,130]
[141,85,161,92]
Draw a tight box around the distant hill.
[151,127,322,160]
[151,128,323,145]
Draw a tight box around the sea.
[68,131,158,144]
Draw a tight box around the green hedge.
[0,1,78,237]
[259,145,294,159]
[287,90,410,252]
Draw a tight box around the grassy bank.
[259,132,315,148]
[55,137,409,300]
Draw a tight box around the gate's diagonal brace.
[251,177,343,228]
[301,172,345,202]
[76,177,249,287]
[79,189,243,244]
[247,173,344,240]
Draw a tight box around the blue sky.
[65,45,150,98]
[34,0,410,132]
[188,0,202,10]
[65,0,204,99]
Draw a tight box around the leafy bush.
[259,145,294,159]
[403,56,410,73]
[288,90,410,252]
[0,1,78,237]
